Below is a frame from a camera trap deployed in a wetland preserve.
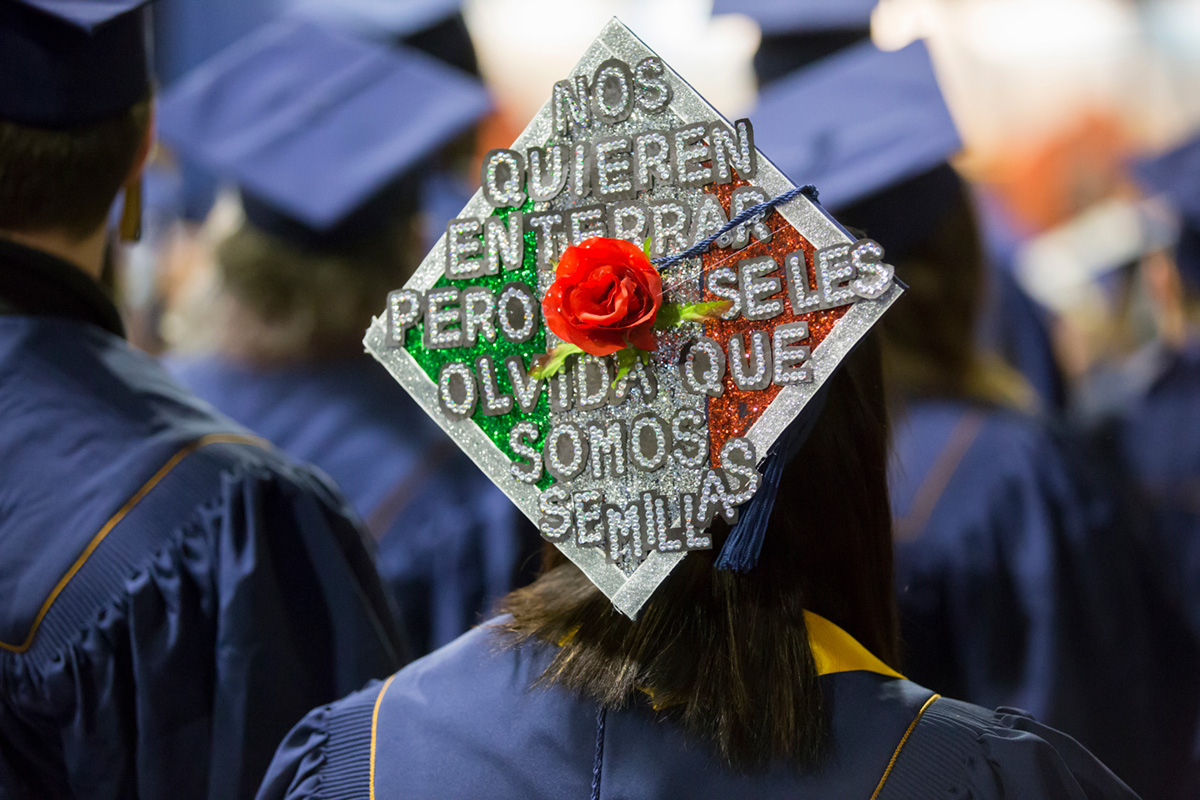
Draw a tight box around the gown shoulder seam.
[369,674,398,800]
[869,693,941,800]
[0,433,269,654]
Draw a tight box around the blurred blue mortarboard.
[752,39,963,255]
[157,18,490,250]
[1135,134,1200,288]
[286,0,477,76]
[754,39,959,210]
[288,0,459,41]
[712,0,876,34]
[0,0,152,127]
[713,0,876,87]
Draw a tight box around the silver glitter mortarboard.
[365,18,901,617]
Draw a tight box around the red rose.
[542,237,663,357]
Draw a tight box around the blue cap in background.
[287,0,477,76]
[0,0,152,127]
[153,0,284,88]
[753,39,960,211]
[288,0,460,41]
[712,0,877,34]
[711,0,877,88]
[751,28,871,89]
[1135,134,1200,288]
[157,18,490,250]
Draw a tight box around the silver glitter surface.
[364,18,899,618]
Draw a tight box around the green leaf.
[677,300,734,323]
[610,346,646,389]
[643,237,653,260]
[653,303,683,330]
[529,343,583,380]
[653,300,733,330]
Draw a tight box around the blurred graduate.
[716,0,1066,411]
[1087,132,1200,793]
[158,18,534,656]
[752,35,1173,796]
[0,2,406,797]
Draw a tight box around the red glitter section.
[698,178,851,464]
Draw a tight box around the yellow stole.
[804,610,904,679]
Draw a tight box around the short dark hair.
[205,218,419,363]
[500,333,897,772]
[0,95,152,239]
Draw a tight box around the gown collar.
[803,610,903,679]
[615,610,903,711]
[0,236,125,339]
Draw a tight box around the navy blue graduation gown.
[889,398,1173,796]
[0,239,405,799]
[975,195,1066,411]
[1104,341,1200,793]
[1110,342,1200,635]
[170,356,532,656]
[255,616,1136,800]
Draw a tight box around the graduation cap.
[363,19,903,617]
[712,0,877,34]
[752,39,963,257]
[286,0,478,77]
[157,17,491,251]
[712,0,875,87]
[1134,134,1200,289]
[0,0,153,127]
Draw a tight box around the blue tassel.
[651,184,819,270]
[714,444,789,572]
[715,386,829,573]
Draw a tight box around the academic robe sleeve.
[0,453,406,800]
[894,410,1162,793]
[374,459,532,655]
[252,705,330,800]
[882,698,1141,799]
[254,682,385,800]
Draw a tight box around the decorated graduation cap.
[752,39,962,257]
[157,17,490,250]
[1134,133,1200,289]
[0,0,152,127]
[364,19,902,617]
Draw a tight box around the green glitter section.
[404,198,555,490]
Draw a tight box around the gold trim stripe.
[369,673,398,800]
[0,433,268,654]
[869,693,941,800]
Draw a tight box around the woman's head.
[501,332,896,771]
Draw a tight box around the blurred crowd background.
[131,0,1200,409]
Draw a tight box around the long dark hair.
[500,333,897,771]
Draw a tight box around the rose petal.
[545,237,666,356]
[628,325,658,352]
